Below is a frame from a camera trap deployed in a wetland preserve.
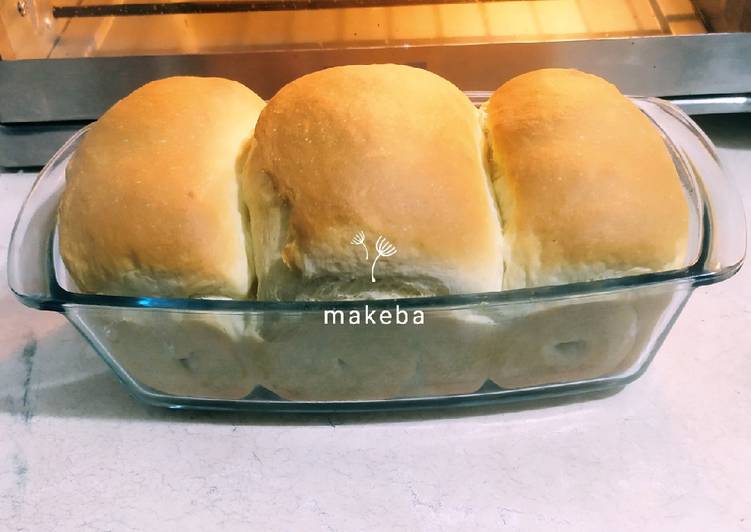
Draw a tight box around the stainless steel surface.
[2,33,751,124]
[667,94,751,114]
[1,94,746,170]
[0,123,84,169]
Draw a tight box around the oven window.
[0,0,747,60]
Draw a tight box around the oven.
[1,0,750,167]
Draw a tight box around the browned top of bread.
[59,76,265,297]
[248,64,504,296]
[486,68,689,289]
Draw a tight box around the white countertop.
[1,115,750,532]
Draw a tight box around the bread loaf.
[59,76,265,298]
[485,68,689,289]
[243,64,505,300]
[60,68,690,300]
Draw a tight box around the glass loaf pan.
[7,97,746,412]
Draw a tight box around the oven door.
[1,0,750,167]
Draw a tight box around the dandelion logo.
[371,236,397,283]
[350,231,398,283]
[350,231,368,260]
[324,232,423,326]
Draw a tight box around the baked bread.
[59,76,265,298]
[99,312,258,399]
[486,68,690,289]
[489,299,639,389]
[243,63,504,300]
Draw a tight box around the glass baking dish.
[6,96,746,413]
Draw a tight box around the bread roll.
[400,311,496,396]
[488,300,639,389]
[243,64,504,300]
[247,315,420,401]
[59,76,265,298]
[248,308,500,400]
[90,311,259,400]
[486,68,689,290]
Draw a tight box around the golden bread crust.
[248,64,504,299]
[486,68,689,289]
[59,76,265,298]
